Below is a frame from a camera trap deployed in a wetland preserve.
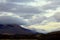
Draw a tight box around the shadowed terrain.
[0,24,60,40]
[0,31,60,40]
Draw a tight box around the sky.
[0,0,60,34]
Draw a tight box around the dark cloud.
[47,0,60,2]
[20,15,33,19]
[0,15,28,25]
[42,0,60,10]
[52,12,60,22]
[10,6,41,13]
[7,0,35,3]
[42,3,59,10]
[0,3,42,14]
[0,3,16,11]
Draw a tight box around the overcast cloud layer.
[0,0,60,33]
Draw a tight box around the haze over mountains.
[0,14,38,35]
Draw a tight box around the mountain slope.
[0,24,38,35]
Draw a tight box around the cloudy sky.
[0,0,60,34]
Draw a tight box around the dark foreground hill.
[35,31,60,40]
[0,31,60,40]
[44,31,60,40]
[0,24,60,40]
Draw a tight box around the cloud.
[27,22,60,34]
[0,0,59,15]
[0,12,29,25]
[7,0,35,3]
[25,0,50,7]
[29,14,47,25]
[0,0,35,3]
[52,13,60,22]
[0,0,7,3]
[0,0,60,33]
[10,6,41,14]
[42,0,60,10]
[0,3,42,14]
[40,17,57,25]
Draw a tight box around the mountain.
[0,24,38,35]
